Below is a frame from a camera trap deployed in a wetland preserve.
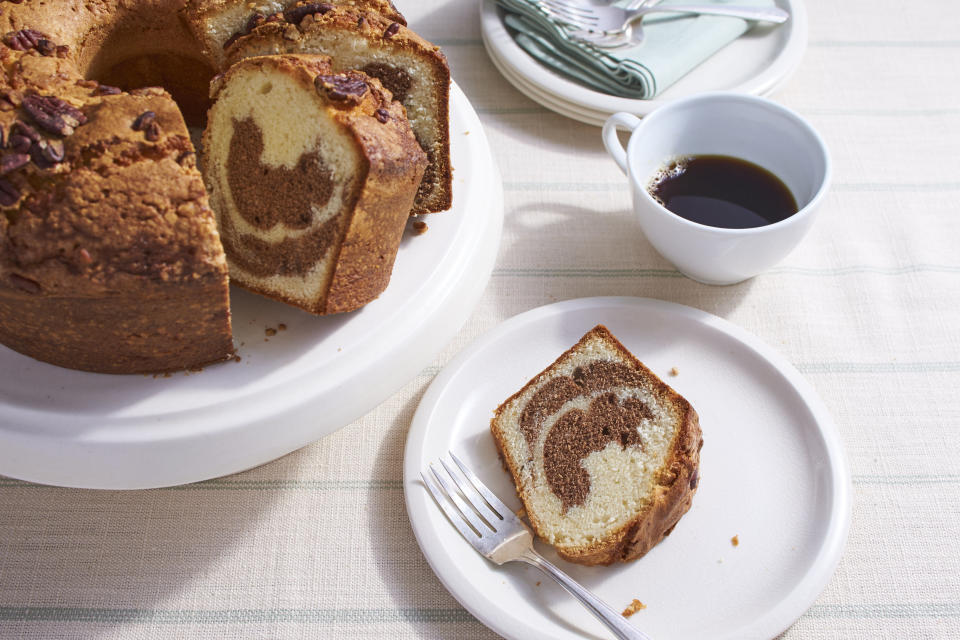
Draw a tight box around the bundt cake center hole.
[86,51,217,129]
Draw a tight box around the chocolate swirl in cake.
[222,116,345,278]
[519,361,654,512]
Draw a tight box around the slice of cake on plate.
[203,53,426,315]
[491,325,702,565]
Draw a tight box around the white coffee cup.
[602,92,831,285]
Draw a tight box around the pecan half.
[3,28,46,51]
[8,134,31,154]
[283,2,333,25]
[383,22,401,38]
[22,93,87,136]
[0,152,29,175]
[30,139,64,168]
[144,121,161,142]
[10,121,40,144]
[94,84,122,96]
[35,38,55,56]
[0,177,20,207]
[131,110,156,131]
[315,73,368,106]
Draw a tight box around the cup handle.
[602,112,642,175]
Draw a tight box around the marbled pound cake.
[0,29,233,374]
[491,325,702,566]
[224,3,452,214]
[203,54,426,314]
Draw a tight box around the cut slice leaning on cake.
[491,325,703,566]
[203,53,427,315]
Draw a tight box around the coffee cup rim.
[625,91,832,236]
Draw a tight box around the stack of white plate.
[480,0,807,126]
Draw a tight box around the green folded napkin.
[496,0,777,99]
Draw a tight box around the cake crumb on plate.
[622,599,646,617]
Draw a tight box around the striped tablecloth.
[2,0,958,638]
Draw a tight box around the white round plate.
[481,0,807,126]
[404,297,850,640]
[0,84,503,490]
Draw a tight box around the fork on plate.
[421,452,652,640]
[538,0,789,47]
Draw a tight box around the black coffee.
[648,155,798,229]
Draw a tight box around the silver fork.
[421,452,652,640]
[538,0,789,38]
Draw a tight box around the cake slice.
[182,0,407,68]
[225,3,452,214]
[202,54,426,314]
[491,325,702,565]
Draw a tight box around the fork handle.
[520,549,653,640]
[632,4,790,23]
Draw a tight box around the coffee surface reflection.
[648,155,798,229]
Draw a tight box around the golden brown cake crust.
[0,5,234,374]
[224,3,452,214]
[491,325,703,566]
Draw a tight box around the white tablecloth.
[2,0,959,637]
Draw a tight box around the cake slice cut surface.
[225,3,452,214]
[491,325,702,565]
[203,54,426,315]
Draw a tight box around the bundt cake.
[491,325,702,566]
[0,19,233,374]
[203,54,426,314]
[223,3,452,214]
[0,0,449,374]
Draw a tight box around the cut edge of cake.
[202,53,426,315]
[490,325,702,566]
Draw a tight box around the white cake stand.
[0,84,503,489]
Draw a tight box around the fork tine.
[449,452,517,522]
[536,2,597,27]
[420,470,485,541]
[539,0,597,17]
[440,456,504,525]
[429,463,496,534]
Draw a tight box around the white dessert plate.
[481,0,807,126]
[404,297,850,640]
[0,84,503,490]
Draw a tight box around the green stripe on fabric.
[854,474,960,485]
[1,603,958,624]
[810,39,960,48]
[0,607,478,624]
[421,37,960,48]
[491,264,960,278]
[795,361,960,374]
[502,181,960,192]
[476,106,549,115]
[4,474,960,490]
[0,479,402,490]
[803,107,960,117]
[478,106,960,118]
[422,37,960,48]
[806,602,960,618]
